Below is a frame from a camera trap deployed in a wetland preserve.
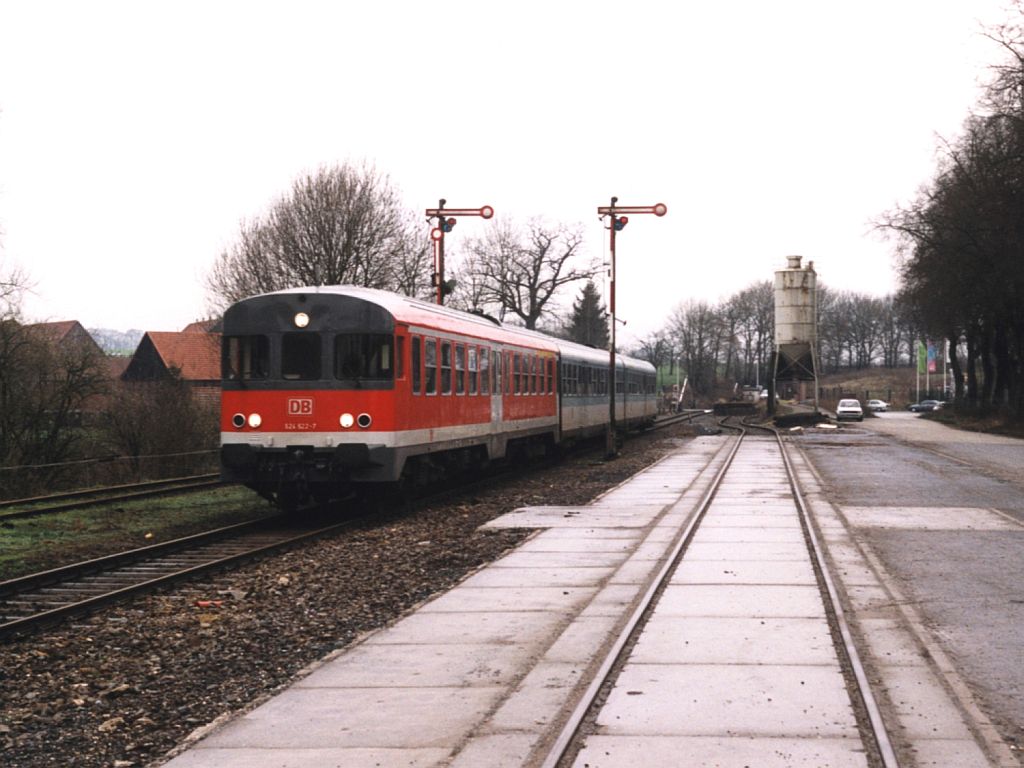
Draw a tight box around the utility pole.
[596,197,667,458]
[425,200,494,305]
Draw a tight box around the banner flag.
[917,340,927,374]
[927,341,937,373]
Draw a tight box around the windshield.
[334,334,393,380]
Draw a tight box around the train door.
[490,347,503,427]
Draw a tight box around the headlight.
[232,413,245,429]
[294,312,310,328]
[339,413,354,429]
[247,413,262,428]
[357,413,372,429]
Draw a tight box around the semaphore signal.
[425,200,494,305]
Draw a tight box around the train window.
[494,350,501,395]
[513,354,521,395]
[479,347,489,395]
[530,357,537,395]
[468,347,478,395]
[412,337,421,394]
[505,351,512,394]
[396,336,405,380]
[425,339,437,394]
[333,334,392,381]
[547,358,554,394]
[441,341,452,394]
[455,344,465,394]
[222,335,269,381]
[282,333,321,380]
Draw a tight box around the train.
[219,285,658,509]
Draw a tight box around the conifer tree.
[566,281,609,348]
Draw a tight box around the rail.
[539,414,900,768]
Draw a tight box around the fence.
[0,449,220,501]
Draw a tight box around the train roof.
[243,286,654,372]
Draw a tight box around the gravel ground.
[0,424,698,768]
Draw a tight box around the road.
[798,411,1024,761]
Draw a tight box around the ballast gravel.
[0,425,697,768]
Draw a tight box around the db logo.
[287,397,314,416]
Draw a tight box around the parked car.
[836,398,864,421]
[908,399,942,412]
[866,399,889,412]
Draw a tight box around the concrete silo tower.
[769,255,819,412]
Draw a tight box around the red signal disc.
[653,203,667,216]
[480,205,494,219]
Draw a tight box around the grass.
[928,406,1024,439]
[0,485,274,581]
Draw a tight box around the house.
[25,320,106,358]
[122,330,222,408]
[181,318,222,334]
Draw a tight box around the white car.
[836,398,864,421]
[867,399,889,412]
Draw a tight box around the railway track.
[1,416,705,642]
[539,415,899,768]
[0,473,224,521]
[1,414,697,525]
[0,514,355,641]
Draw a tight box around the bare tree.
[667,300,722,395]
[388,211,434,299]
[101,371,218,478]
[632,329,671,372]
[1,262,31,316]
[448,238,504,319]
[460,218,597,329]
[206,162,426,310]
[730,281,774,385]
[0,272,109,495]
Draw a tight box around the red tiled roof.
[181,319,220,333]
[107,356,131,379]
[145,332,221,381]
[28,320,80,341]
[25,320,105,357]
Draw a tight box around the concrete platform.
[160,435,1001,767]
[572,438,867,766]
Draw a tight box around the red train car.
[220,286,656,508]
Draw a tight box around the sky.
[0,0,1017,346]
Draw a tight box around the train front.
[219,287,399,509]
